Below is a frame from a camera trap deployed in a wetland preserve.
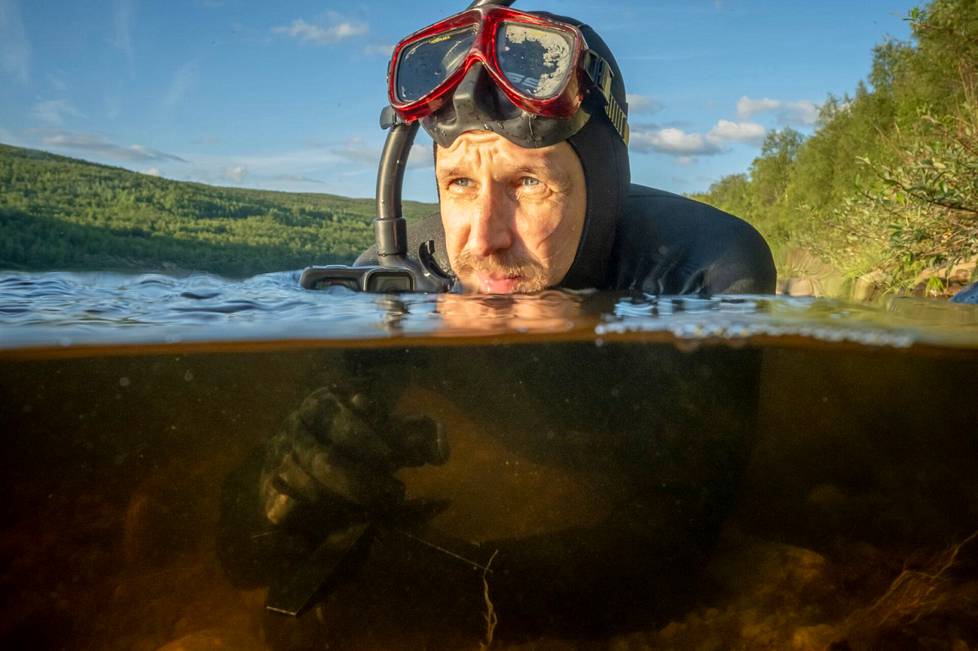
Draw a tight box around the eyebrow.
[437,167,469,179]
[437,163,571,185]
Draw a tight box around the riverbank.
[776,249,977,301]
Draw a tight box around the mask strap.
[582,49,629,145]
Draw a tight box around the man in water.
[220,2,773,644]
[352,4,775,296]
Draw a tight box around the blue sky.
[1,0,916,202]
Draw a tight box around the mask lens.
[496,23,575,99]
[396,26,478,103]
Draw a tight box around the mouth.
[475,272,524,294]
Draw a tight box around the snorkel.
[299,0,518,293]
[298,108,455,292]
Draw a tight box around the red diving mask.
[387,5,628,145]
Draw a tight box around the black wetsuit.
[220,9,775,641]
[223,184,773,643]
[357,183,777,296]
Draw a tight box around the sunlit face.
[436,131,586,294]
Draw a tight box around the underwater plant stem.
[480,550,500,650]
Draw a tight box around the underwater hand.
[260,384,449,530]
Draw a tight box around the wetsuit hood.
[425,12,631,289]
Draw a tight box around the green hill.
[0,143,437,277]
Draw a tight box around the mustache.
[451,248,551,293]
[451,248,546,279]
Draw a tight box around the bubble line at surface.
[595,319,916,349]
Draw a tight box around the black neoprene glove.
[259,383,450,533]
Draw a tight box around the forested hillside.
[0,144,436,277]
[693,0,977,295]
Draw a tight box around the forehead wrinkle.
[440,131,568,163]
[438,143,574,187]
[437,137,492,173]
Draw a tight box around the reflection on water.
[2,270,978,350]
[1,271,977,649]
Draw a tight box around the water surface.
[1,271,977,650]
[3,270,978,352]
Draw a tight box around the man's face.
[436,131,586,294]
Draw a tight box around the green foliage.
[807,101,978,289]
[0,144,436,276]
[693,0,978,294]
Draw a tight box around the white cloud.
[0,0,31,83]
[0,125,18,144]
[333,138,432,170]
[631,119,767,156]
[163,60,199,110]
[36,129,188,163]
[176,138,430,191]
[707,119,766,144]
[273,13,368,46]
[224,164,248,182]
[785,100,819,125]
[630,127,724,156]
[363,43,395,57]
[192,148,343,172]
[143,167,162,177]
[112,0,136,75]
[273,174,324,185]
[407,143,432,169]
[32,99,85,126]
[625,94,662,114]
[737,95,818,126]
[736,96,781,118]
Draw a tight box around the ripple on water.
[0,270,977,351]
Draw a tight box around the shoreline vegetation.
[692,0,977,299]
[0,144,436,278]
[2,0,975,298]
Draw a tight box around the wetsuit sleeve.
[611,185,777,295]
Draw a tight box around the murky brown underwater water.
[1,336,976,650]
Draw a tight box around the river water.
[1,271,977,650]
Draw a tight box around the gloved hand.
[259,383,449,533]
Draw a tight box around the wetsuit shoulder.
[354,212,450,270]
[610,184,776,294]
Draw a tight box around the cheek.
[440,204,468,256]
[517,200,577,249]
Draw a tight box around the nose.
[468,182,513,257]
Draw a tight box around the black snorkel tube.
[299,0,517,293]
[298,110,455,293]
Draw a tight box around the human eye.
[447,177,473,192]
[517,176,548,195]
